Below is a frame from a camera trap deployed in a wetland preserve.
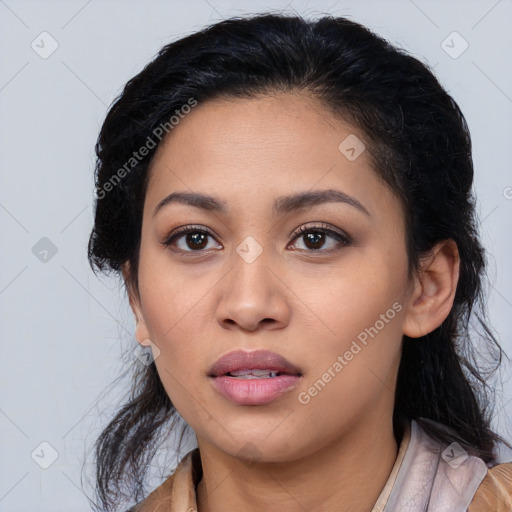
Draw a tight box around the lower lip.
[210,374,301,405]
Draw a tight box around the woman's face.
[129,92,414,462]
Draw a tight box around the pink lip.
[210,374,301,405]
[208,350,303,405]
[209,349,302,377]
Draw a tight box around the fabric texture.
[127,420,512,511]
[468,462,512,511]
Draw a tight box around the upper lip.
[208,350,303,377]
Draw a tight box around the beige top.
[129,421,512,512]
[370,421,411,511]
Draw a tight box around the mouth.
[224,369,290,379]
[208,349,303,378]
[208,350,303,405]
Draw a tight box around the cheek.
[135,274,207,406]
[137,244,212,336]
[294,268,405,424]
[290,253,407,410]
[294,251,407,345]
[139,271,210,415]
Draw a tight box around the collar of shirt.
[131,419,509,512]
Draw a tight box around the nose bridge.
[228,235,274,302]
[215,235,289,330]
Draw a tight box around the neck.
[196,413,399,512]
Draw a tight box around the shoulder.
[383,419,511,512]
[125,448,200,512]
[468,462,512,511]
[124,473,176,512]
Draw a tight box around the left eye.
[289,225,351,252]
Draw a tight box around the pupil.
[188,232,207,249]
[305,232,324,249]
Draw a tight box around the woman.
[88,13,512,512]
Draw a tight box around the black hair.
[87,12,511,511]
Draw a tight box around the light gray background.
[1,0,511,510]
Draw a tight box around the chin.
[204,425,315,464]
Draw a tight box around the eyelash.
[161,223,352,256]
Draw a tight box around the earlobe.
[122,262,151,347]
[402,240,460,338]
[135,322,152,347]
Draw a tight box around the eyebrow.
[153,189,370,217]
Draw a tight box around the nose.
[215,248,291,333]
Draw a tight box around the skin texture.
[123,92,460,512]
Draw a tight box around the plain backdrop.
[1,0,511,510]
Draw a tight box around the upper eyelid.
[163,223,350,248]
[293,222,349,238]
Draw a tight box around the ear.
[402,239,460,338]
[122,262,151,347]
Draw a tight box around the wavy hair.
[87,13,511,511]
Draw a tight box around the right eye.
[161,225,223,254]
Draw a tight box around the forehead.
[144,93,401,224]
